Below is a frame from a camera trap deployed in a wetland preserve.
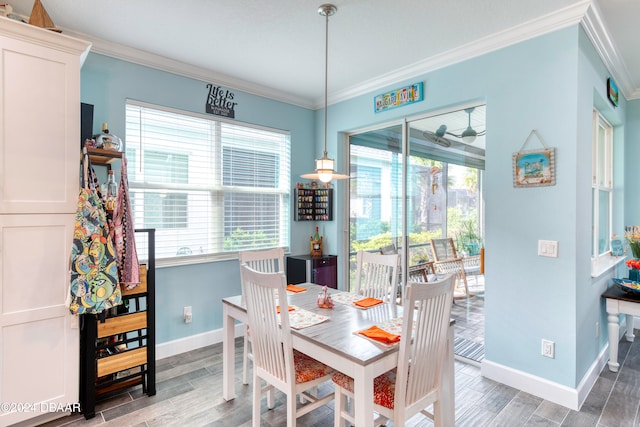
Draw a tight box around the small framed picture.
[607,77,619,107]
[611,238,624,256]
[513,148,556,188]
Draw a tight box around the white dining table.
[222,282,455,426]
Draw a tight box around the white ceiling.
[4,0,639,109]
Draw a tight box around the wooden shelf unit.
[86,147,122,169]
[80,229,156,419]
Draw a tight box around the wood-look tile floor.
[41,292,640,427]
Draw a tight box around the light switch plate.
[538,240,558,257]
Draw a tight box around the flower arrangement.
[625,227,640,259]
[626,258,640,270]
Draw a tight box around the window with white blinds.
[125,101,291,265]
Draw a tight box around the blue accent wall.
[322,25,627,388]
[81,53,317,340]
[81,22,638,391]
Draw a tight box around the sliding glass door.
[348,125,403,289]
[348,105,485,292]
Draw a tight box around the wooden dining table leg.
[223,302,236,400]
[352,364,375,426]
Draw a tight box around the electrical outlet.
[541,339,554,358]
[184,306,193,323]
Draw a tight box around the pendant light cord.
[323,7,329,158]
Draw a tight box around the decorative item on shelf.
[613,278,640,296]
[95,122,122,151]
[317,285,334,309]
[1,4,28,22]
[611,234,624,257]
[28,0,60,32]
[104,169,117,212]
[310,226,323,257]
[625,258,640,282]
[300,4,349,184]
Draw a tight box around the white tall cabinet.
[0,17,90,426]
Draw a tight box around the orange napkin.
[286,284,306,293]
[354,297,383,308]
[276,305,295,314]
[359,325,400,344]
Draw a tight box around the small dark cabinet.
[286,254,338,289]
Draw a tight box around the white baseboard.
[156,323,245,360]
[481,344,609,411]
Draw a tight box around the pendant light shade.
[301,4,349,183]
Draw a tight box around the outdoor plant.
[455,219,482,256]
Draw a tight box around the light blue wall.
[575,26,627,384]
[625,99,640,224]
[81,22,635,390]
[322,25,626,388]
[81,54,316,342]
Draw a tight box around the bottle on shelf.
[310,226,323,257]
[105,170,117,211]
[95,122,122,151]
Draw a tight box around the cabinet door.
[0,214,78,426]
[312,256,337,289]
[0,32,81,214]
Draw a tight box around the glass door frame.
[343,102,485,295]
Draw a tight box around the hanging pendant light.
[301,4,349,183]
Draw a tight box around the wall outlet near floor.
[541,339,555,358]
[184,306,193,323]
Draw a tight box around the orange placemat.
[286,284,306,293]
[354,297,383,309]
[358,325,400,345]
[276,305,295,314]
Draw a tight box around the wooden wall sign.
[206,84,238,118]
[374,82,423,113]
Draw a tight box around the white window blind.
[125,101,290,265]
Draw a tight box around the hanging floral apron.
[68,147,121,315]
[112,154,140,290]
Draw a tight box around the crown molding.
[581,1,638,101]
[324,0,591,108]
[60,0,636,109]
[0,16,91,63]
[60,28,315,109]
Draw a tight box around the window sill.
[591,255,626,278]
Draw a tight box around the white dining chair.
[354,250,400,305]
[332,274,455,426]
[238,247,285,385]
[241,265,335,427]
